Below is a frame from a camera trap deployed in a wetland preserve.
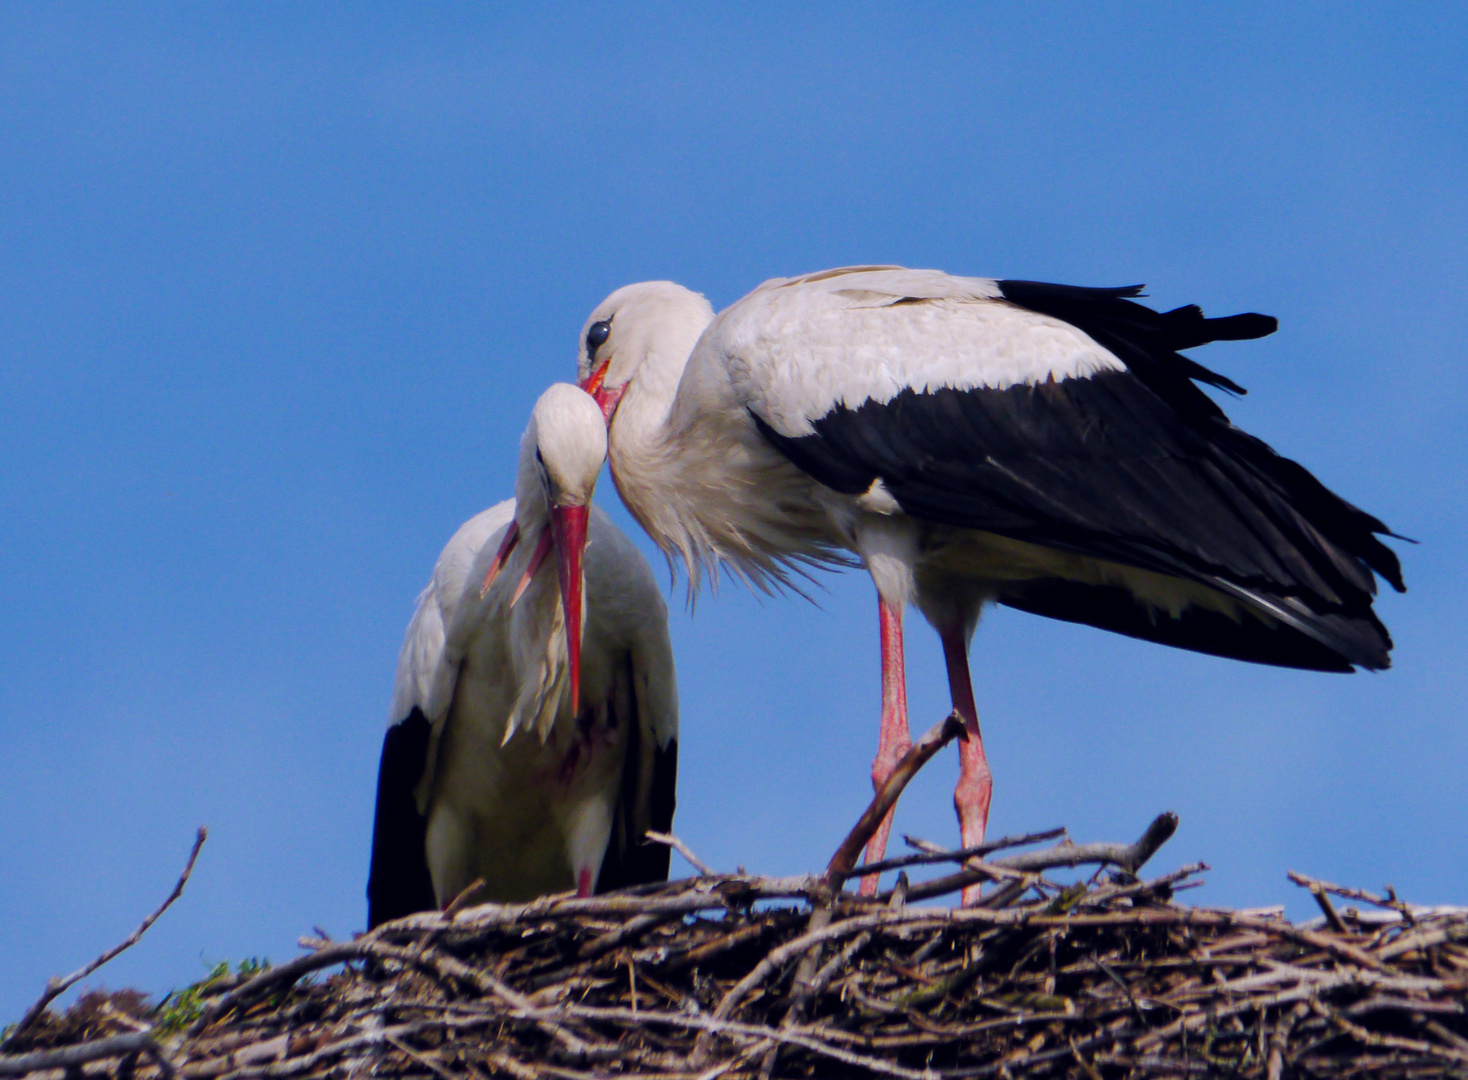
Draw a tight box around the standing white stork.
[575,266,1403,894]
[367,383,678,928]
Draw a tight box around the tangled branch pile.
[5,721,1466,1079]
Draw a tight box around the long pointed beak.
[550,503,590,715]
[579,362,624,424]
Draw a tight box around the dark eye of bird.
[585,319,612,356]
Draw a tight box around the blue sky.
[2,4,1465,1019]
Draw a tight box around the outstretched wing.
[726,268,1402,671]
[367,501,516,927]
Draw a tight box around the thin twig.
[645,831,715,877]
[855,828,1067,878]
[895,813,1178,904]
[1288,871,1417,921]
[3,827,208,1049]
[443,878,486,917]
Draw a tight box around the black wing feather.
[595,654,677,893]
[996,280,1402,590]
[999,577,1356,672]
[366,708,438,928]
[753,281,1402,671]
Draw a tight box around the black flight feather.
[595,653,677,893]
[751,279,1403,671]
[366,709,438,929]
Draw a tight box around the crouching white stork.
[576,266,1404,897]
[367,383,678,928]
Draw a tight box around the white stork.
[367,383,678,928]
[575,266,1403,895]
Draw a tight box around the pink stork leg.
[859,597,913,896]
[941,625,992,905]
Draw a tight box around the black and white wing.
[720,267,1403,671]
[367,501,515,928]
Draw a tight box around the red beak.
[479,520,520,597]
[550,503,590,715]
[579,362,625,424]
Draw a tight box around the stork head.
[517,383,607,716]
[577,281,715,424]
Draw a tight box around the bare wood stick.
[645,831,715,877]
[1376,923,1468,961]
[196,1018,494,1080]
[3,827,208,1050]
[975,874,1039,911]
[400,875,820,933]
[894,813,1178,904]
[1072,863,1208,910]
[1266,1001,1310,1080]
[1302,879,1351,934]
[519,1004,941,1080]
[661,919,782,974]
[362,939,603,1058]
[1314,997,1468,1063]
[1424,1019,1468,1053]
[1133,972,1378,1052]
[827,713,966,886]
[705,910,947,1027]
[855,828,1066,878]
[1287,871,1416,920]
[19,812,1456,1080]
[443,877,486,918]
[0,1032,162,1076]
[483,1050,542,1080]
[760,926,878,1080]
[577,912,679,960]
[385,1034,457,1080]
[1069,1037,1105,1080]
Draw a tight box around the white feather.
[711,266,1124,438]
[387,500,516,728]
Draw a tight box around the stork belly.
[425,711,626,905]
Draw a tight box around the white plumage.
[715,268,1125,434]
[368,384,678,926]
[577,265,1401,900]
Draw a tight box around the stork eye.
[585,319,612,356]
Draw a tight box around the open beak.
[579,362,625,425]
[550,503,590,715]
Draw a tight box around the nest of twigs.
[6,717,1467,1079]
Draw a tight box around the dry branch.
[2,827,207,1052]
[826,713,967,886]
